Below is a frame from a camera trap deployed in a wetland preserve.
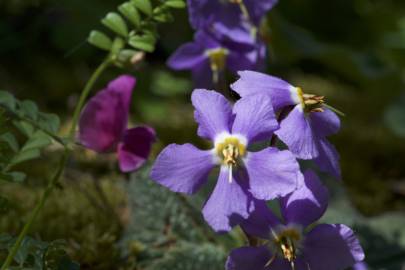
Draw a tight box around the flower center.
[206,48,228,72]
[215,136,247,183]
[296,87,325,113]
[266,226,302,270]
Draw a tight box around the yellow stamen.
[206,48,228,73]
[296,87,325,113]
[215,136,247,183]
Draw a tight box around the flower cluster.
[78,75,156,173]
[151,71,365,269]
[168,0,278,88]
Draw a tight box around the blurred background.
[1,0,404,269]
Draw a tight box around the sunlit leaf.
[164,0,185,9]
[131,0,152,16]
[119,2,141,27]
[101,12,128,37]
[88,30,113,51]
[128,35,155,52]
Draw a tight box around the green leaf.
[10,148,40,165]
[87,30,113,51]
[21,130,52,152]
[0,171,25,183]
[38,112,60,133]
[118,2,141,27]
[13,120,34,137]
[128,35,155,52]
[153,6,173,23]
[165,0,185,8]
[101,12,128,37]
[9,171,26,182]
[0,91,16,111]
[20,100,38,120]
[131,0,152,16]
[385,94,405,137]
[0,132,19,152]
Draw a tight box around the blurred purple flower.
[150,89,302,232]
[167,30,265,88]
[232,71,342,178]
[79,75,156,173]
[353,262,368,270]
[187,0,278,31]
[227,170,365,270]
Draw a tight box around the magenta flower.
[79,75,156,173]
[227,170,365,270]
[231,71,341,178]
[150,89,303,232]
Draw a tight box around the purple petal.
[226,246,271,270]
[231,71,297,111]
[117,126,156,173]
[241,200,282,239]
[202,168,254,233]
[191,89,233,140]
[309,108,341,137]
[314,138,341,179]
[167,42,206,70]
[281,170,329,227]
[232,93,278,143]
[245,147,303,200]
[354,262,369,270]
[79,75,135,152]
[194,29,222,49]
[150,144,214,194]
[275,105,319,159]
[244,0,278,25]
[191,61,213,89]
[303,224,365,270]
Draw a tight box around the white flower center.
[213,133,247,183]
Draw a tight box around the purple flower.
[150,89,303,232]
[79,75,156,173]
[227,170,365,270]
[231,71,342,178]
[187,0,278,31]
[168,30,264,88]
[353,262,368,270]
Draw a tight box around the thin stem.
[1,149,68,270]
[1,58,111,270]
[68,57,112,140]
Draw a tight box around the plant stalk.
[1,58,111,270]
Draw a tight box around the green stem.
[1,58,111,270]
[68,57,112,140]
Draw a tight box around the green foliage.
[0,90,61,183]
[0,235,79,270]
[144,242,226,270]
[87,0,186,66]
[121,166,229,269]
[384,93,405,138]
